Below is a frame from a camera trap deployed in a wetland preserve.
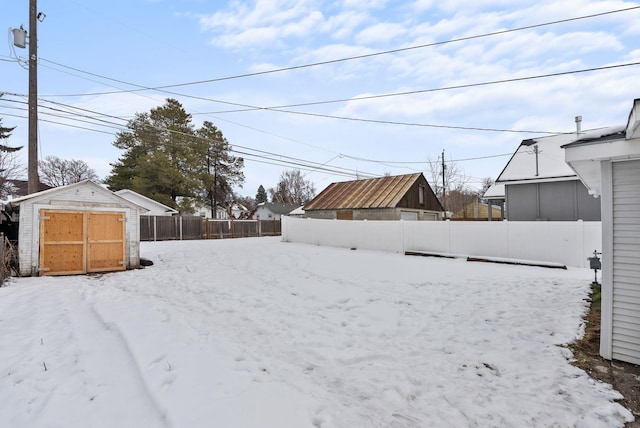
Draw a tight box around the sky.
[1,0,640,198]
[0,237,633,427]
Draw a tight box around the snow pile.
[0,238,633,427]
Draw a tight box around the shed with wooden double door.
[6,180,146,276]
[40,210,127,275]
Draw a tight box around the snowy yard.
[0,237,633,428]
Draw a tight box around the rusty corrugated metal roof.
[304,173,422,210]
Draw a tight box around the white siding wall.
[611,160,640,364]
[17,182,141,276]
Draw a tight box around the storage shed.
[4,180,146,276]
[304,173,443,221]
[114,189,178,216]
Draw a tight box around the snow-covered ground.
[0,237,633,428]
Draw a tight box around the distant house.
[483,126,622,221]
[194,202,249,219]
[563,98,640,365]
[1,179,52,200]
[254,202,298,220]
[451,199,502,220]
[304,173,442,221]
[114,189,178,216]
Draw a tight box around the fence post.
[577,219,584,268]
[179,216,183,240]
[0,233,4,284]
[153,216,157,242]
[257,215,261,237]
[505,220,510,258]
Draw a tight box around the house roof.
[115,189,178,215]
[483,125,626,200]
[563,98,640,197]
[257,202,298,215]
[304,173,433,210]
[5,179,52,198]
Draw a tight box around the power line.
[1,96,379,179]
[38,6,640,96]
[232,61,640,111]
[31,58,640,134]
[17,7,637,136]
[340,152,514,165]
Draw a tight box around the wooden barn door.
[40,210,126,276]
[39,210,86,275]
[87,212,126,273]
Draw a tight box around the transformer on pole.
[11,1,41,195]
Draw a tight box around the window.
[419,186,425,206]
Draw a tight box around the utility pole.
[441,149,447,217]
[27,0,40,194]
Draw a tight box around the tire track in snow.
[65,290,173,428]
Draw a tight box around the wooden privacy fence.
[140,215,281,241]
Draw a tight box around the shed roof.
[6,180,146,212]
[115,189,178,215]
[304,173,427,210]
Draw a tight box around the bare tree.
[269,169,316,205]
[39,155,99,187]
[478,177,495,200]
[0,152,26,200]
[425,154,470,215]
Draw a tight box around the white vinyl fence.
[281,217,602,269]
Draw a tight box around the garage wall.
[506,180,601,221]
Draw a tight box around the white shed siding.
[16,181,142,276]
[611,160,640,364]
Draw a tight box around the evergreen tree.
[104,99,201,209]
[255,185,268,204]
[0,118,24,199]
[0,118,20,153]
[196,121,244,214]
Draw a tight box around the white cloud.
[340,0,388,10]
[321,10,371,40]
[355,22,408,45]
[200,0,325,49]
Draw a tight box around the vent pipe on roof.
[575,115,582,135]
